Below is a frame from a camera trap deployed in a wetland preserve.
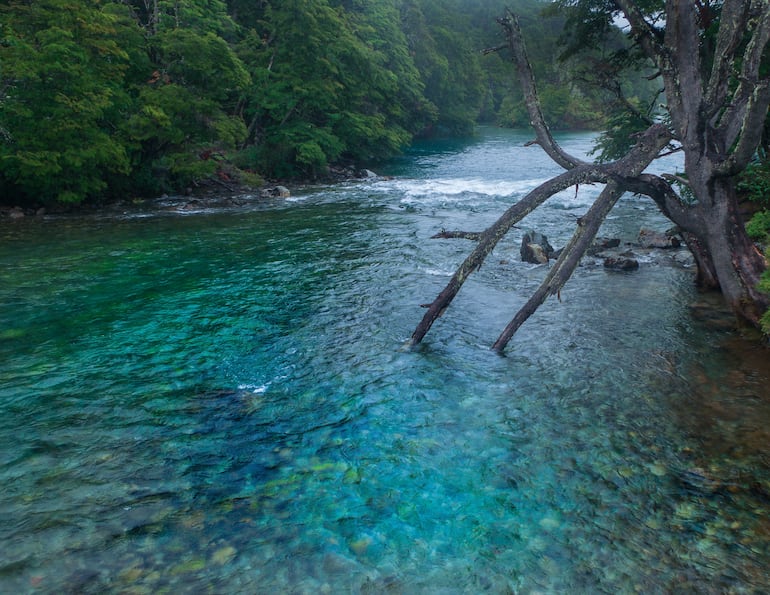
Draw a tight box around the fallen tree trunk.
[409,124,671,348]
[408,11,673,350]
[410,5,769,351]
[492,180,624,351]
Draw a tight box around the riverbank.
[0,165,386,220]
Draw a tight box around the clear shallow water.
[1,128,769,593]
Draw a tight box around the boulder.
[524,243,549,264]
[261,185,291,198]
[520,230,557,264]
[603,256,639,271]
[588,236,621,255]
[639,227,680,249]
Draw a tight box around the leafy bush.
[737,159,770,208]
[746,210,770,242]
[740,158,770,337]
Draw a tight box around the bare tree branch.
[409,124,672,349]
[740,0,770,82]
[409,162,611,347]
[716,1,770,172]
[718,81,770,176]
[498,11,585,170]
[492,180,625,352]
[665,1,705,149]
[623,173,701,232]
[490,125,674,351]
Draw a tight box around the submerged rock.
[604,256,639,271]
[588,237,621,255]
[211,545,237,565]
[639,227,681,249]
[261,185,291,198]
[678,467,723,495]
[520,230,557,264]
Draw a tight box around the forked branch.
[492,180,625,351]
[408,11,673,351]
[409,163,611,347]
[409,123,671,349]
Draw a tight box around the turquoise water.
[1,128,769,593]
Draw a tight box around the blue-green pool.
[1,129,769,593]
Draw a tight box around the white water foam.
[237,383,270,394]
[389,177,549,200]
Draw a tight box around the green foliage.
[0,0,133,204]
[746,211,770,242]
[761,257,770,335]
[738,158,770,327]
[1,0,644,204]
[737,160,770,210]
[401,2,484,135]
[233,0,434,177]
[591,106,652,162]
[546,0,663,147]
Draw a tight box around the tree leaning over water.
[410,1,770,351]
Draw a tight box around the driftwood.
[431,230,483,240]
[409,12,674,352]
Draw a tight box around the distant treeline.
[0,0,651,205]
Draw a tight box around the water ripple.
[0,128,768,593]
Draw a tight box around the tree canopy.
[1,0,637,206]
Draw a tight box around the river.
[1,127,769,593]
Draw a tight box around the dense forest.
[0,0,655,206]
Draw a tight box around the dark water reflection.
[1,128,769,593]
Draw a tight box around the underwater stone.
[350,536,373,557]
[604,256,639,271]
[211,546,237,565]
[521,230,557,264]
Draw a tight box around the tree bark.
[692,177,769,324]
[492,180,625,351]
[410,4,769,350]
[410,124,672,348]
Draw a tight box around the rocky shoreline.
[0,166,382,220]
[516,227,696,271]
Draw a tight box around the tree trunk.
[410,5,770,350]
[680,231,720,289]
[694,177,769,325]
